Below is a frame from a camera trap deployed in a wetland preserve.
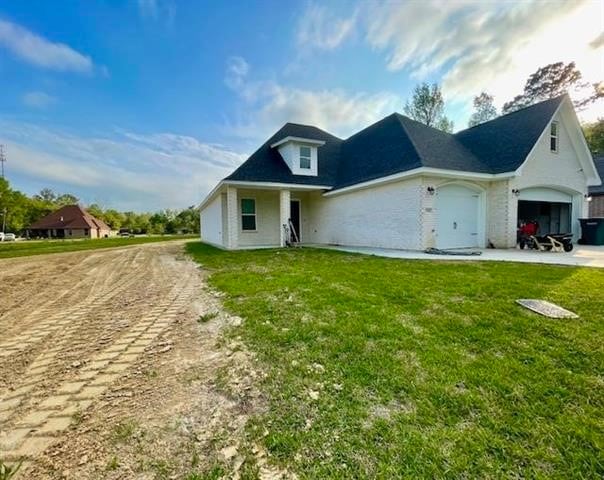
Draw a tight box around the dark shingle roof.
[336,114,423,188]
[224,95,567,190]
[589,155,604,195]
[454,95,565,173]
[225,123,342,186]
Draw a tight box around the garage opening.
[517,187,576,237]
[517,201,571,234]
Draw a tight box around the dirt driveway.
[0,242,275,479]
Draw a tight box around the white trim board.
[324,167,514,197]
[270,136,326,148]
[199,180,331,210]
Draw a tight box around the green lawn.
[186,242,604,479]
[0,235,196,259]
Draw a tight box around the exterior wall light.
[584,194,592,202]
[512,189,520,196]
[427,186,435,195]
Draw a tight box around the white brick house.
[200,95,601,250]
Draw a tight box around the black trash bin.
[579,218,604,245]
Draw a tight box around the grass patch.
[184,465,226,480]
[112,419,140,444]
[198,312,219,323]
[0,460,22,480]
[149,459,173,479]
[0,235,196,259]
[106,456,119,471]
[71,409,84,426]
[186,242,604,479]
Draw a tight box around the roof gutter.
[323,167,515,197]
[198,181,226,211]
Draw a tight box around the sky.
[0,0,602,211]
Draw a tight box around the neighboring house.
[199,95,601,250]
[28,204,112,239]
[588,155,604,217]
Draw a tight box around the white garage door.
[436,184,480,249]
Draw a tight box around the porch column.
[226,186,238,249]
[279,189,291,247]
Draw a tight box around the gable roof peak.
[458,94,567,134]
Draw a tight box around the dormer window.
[300,146,311,169]
[550,121,558,152]
[270,135,324,177]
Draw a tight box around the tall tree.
[583,119,604,155]
[502,62,601,114]
[468,92,498,127]
[55,193,79,206]
[34,188,57,204]
[404,83,454,132]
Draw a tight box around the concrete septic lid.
[516,299,579,319]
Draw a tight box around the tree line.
[402,61,602,154]
[0,180,199,235]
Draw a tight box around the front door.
[290,200,301,242]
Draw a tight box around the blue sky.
[0,0,602,211]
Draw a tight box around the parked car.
[1,233,16,241]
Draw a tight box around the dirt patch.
[0,242,288,479]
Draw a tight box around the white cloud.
[297,3,356,51]
[224,58,399,140]
[0,19,93,73]
[0,120,245,211]
[138,0,159,19]
[228,82,399,140]
[589,31,604,49]
[363,0,603,122]
[22,91,57,109]
[137,0,175,25]
[224,56,250,90]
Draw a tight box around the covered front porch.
[202,183,324,250]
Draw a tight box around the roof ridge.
[396,114,493,173]
[282,122,343,140]
[343,113,401,142]
[457,94,567,135]
[393,114,424,163]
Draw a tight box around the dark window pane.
[300,146,311,157]
[550,137,557,151]
[300,156,311,169]
[242,215,256,230]
[241,199,255,214]
[550,122,557,136]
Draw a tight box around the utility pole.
[0,145,6,233]
[0,144,5,179]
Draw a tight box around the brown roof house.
[28,205,112,239]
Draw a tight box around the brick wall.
[306,178,423,250]
[589,195,604,217]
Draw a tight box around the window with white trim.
[299,146,311,169]
[241,198,256,231]
[550,121,558,152]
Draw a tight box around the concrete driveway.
[323,245,604,268]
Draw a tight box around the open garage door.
[518,188,572,235]
[436,184,480,249]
